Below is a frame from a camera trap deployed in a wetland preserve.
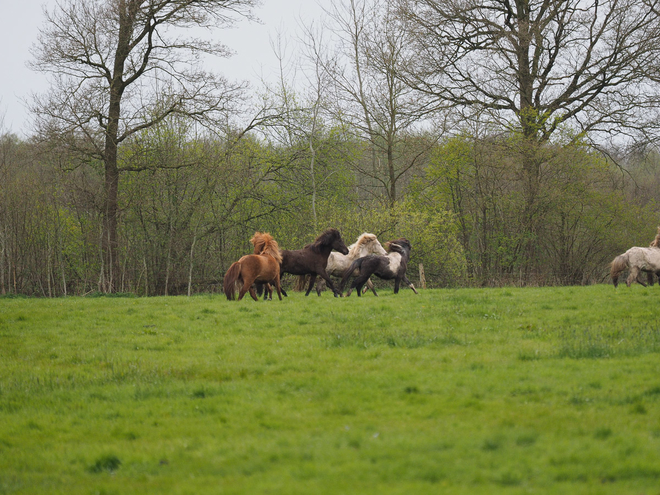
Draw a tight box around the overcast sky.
[0,0,325,137]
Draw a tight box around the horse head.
[312,228,349,255]
[386,238,412,258]
[350,233,387,258]
[331,230,349,255]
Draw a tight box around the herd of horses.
[222,223,660,298]
[223,229,418,301]
[610,226,660,288]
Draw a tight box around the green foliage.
[2,286,660,493]
[417,133,657,285]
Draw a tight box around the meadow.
[1,285,660,494]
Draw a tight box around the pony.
[307,232,388,296]
[279,228,349,297]
[341,238,418,296]
[610,246,660,288]
[223,232,283,301]
[610,227,660,288]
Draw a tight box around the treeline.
[2,124,658,296]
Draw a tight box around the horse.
[279,228,349,297]
[309,232,388,296]
[341,238,418,297]
[223,232,283,301]
[610,246,660,288]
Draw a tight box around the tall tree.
[30,0,258,292]
[310,0,435,207]
[398,0,660,274]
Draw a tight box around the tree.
[309,0,436,207]
[30,0,259,292]
[397,0,660,276]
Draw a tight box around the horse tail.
[223,262,242,300]
[295,275,307,291]
[610,253,629,288]
[341,258,364,290]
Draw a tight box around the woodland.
[2,0,660,296]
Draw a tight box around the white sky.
[0,0,325,137]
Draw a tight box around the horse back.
[239,254,280,282]
[280,248,328,275]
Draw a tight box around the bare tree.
[310,0,436,207]
[398,0,660,143]
[29,0,259,292]
[398,0,660,274]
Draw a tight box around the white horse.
[610,246,660,287]
[312,232,388,296]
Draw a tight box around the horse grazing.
[610,246,660,288]
[341,238,418,297]
[223,232,283,301]
[280,228,349,297]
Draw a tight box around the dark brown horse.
[341,238,418,296]
[280,228,349,297]
[223,232,283,301]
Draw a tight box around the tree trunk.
[101,0,133,292]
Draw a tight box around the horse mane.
[250,232,282,264]
[347,233,377,257]
[307,228,341,254]
[385,238,411,253]
[650,226,660,248]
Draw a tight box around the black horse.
[278,228,350,297]
[340,238,418,297]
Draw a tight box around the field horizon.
[1,285,660,494]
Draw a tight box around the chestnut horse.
[223,232,283,301]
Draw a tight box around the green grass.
[1,285,660,494]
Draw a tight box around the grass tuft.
[88,455,121,473]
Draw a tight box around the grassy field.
[1,285,660,494]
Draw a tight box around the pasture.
[1,285,660,494]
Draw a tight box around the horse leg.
[319,271,342,297]
[265,283,273,300]
[364,278,374,295]
[316,278,326,296]
[276,274,288,297]
[239,274,257,301]
[635,269,648,287]
[394,277,401,294]
[247,286,259,301]
[352,273,371,297]
[646,271,654,286]
[627,266,641,287]
[403,275,418,294]
[274,277,283,300]
[237,283,250,301]
[305,274,318,296]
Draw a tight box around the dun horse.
[341,238,418,296]
[610,227,660,288]
[610,247,660,287]
[223,232,283,301]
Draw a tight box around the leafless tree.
[29,0,259,292]
[309,0,437,207]
[398,0,660,143]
